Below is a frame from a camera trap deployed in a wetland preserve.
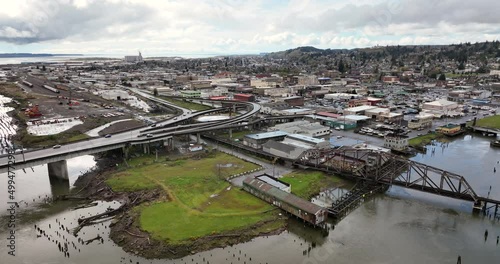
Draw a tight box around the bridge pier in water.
[47,160,69,181]
[47,160,70,195]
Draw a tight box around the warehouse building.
[243,177,328,226]
[255,174,291,193]
[269,120,330,137]
[243,131,288,149]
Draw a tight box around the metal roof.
[343,115,371,121]
[243,177,325,215]
[256,174,290,190]
[344,105,377,112]
[245,131,288,140]
[287,134,325,144]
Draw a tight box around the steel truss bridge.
[295,147,500,216]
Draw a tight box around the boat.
[491,140,500,148]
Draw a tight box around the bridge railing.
[296,147,480,203]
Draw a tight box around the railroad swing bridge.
[294,147,500,217]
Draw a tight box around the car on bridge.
[104,134,112,138]
[52,145,61,149]
[146,133,153,138]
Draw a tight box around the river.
[1,134,499,263]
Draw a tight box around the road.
[0,89,261,173]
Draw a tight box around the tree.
[42,65,46,71]
[338,59,345,73]
[438,73,446,81]
[458,61,465,70]
[153,88,158,96]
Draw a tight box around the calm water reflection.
[1,135,499,263]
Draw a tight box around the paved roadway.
[0,88,261,173]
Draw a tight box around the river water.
[1,134,499,263]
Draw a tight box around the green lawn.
[408,133,442,147]
[161,97,212,111]
[474,115,500,129]
[280,171,344,199]
[106,153,281,244]
[139,190,276,244]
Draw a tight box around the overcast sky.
[0,0,499,56]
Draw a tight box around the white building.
[269,120,330,138]
[408,113,434,129]
[100,89,130,100]
[422,99,459,114]
[383,134,409,151]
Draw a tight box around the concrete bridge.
[0,89,262,184]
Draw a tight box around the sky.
[0,0,499,56]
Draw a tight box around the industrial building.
[243,131,288,149]
[305,115,357,130]
[262,140,306,159]
[180,90,201,98]
[408,113,434,129]
[343,105,378,116]
[100,89,130,100]
[283,134,330,149]
[255,174,291,193]
[243,177,328,226]
[269,120,330,137]
[383,133,409,152]
[422,99,459,117]
[233,93,255,102]
[262,134,329,160]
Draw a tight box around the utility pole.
[21,145,25,163]
[68,86,73,109]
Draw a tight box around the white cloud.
[0,0,498,54]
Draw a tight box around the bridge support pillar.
[196,133,201,144]
[169,137,174,151]
[472,201,484,215]
[122,145,131,159]
[229,129,233,139]
[143,143,150,154]
[48,160,69,182]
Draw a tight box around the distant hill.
[267,46,347,60]
[0,53,83,58]
[265,41,500,68]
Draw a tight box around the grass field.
[474,115,500,129]
[280,171,344,199]
[161,97,212,111]
[107,153,282,244]
[408,133,442,147]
